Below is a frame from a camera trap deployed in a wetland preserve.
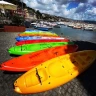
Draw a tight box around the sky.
[21,0,96,21]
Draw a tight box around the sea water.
[52,25,96,43]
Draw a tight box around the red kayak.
[15,39,70,46]
[0,45,78,72]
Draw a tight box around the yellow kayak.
[14,50,96,94]
[18,32,59,37]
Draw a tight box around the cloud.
[37,0,53,5]
[22,0,39,8]
[21,0,96,21]
[86,7,96,15]
[55,0,88,4]
[75,3,87,13]
[88,0,96,6]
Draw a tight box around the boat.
[8,42,74,55]
[15,39,70,46]
[0,45,78,72]
[13,50,96,94]
[54,25,61,28]
[35,27,50,31]
[34,25,53,31]
[16,36,67,41]
[18,32,58,37]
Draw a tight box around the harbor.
[30,21,96,32]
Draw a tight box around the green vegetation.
[12,14,24,26]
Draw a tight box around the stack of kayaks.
[0,29,96,94]
[16,30,69,41]
[9,30,72,56]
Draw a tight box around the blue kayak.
[15,36,66,41]
[16,36,41,41]
[25,30,40,33]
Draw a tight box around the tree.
[12,14,24,26]
[36,10,42,19]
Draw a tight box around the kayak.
[25,30,40,33]
[15,39,70,46]
[21,31,55,34]
[18,32,58,37]
[0,45,78,72]
[14,50,96,94]
[18,34,59,37]
[24,31,53,33]
[8,42,74,55]
[16,36,67,41]
[19,31,58,35]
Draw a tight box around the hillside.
[4,0,96,23]
[4,0,70,21]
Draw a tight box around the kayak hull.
[18,32,58,37]
[13,50,96,94]
[0,45,78,72]
[8,42,74,55]
[15,36,65,41]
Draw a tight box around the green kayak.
[8,42,74,55]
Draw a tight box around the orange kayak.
[14,50,96,94]
[0,45,78,72]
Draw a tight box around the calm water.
[52,25,96,43]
